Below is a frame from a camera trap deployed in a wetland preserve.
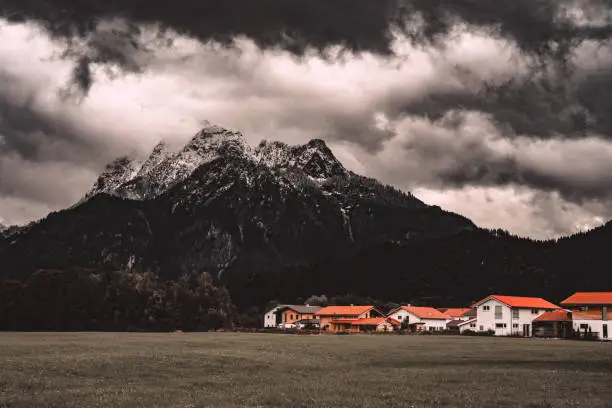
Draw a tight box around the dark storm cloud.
[400,0,612,58]
[1,0,612,237]
[0,0,400,55]
[0,78,92,162]
[398,73,589,138]
[3,0,612,59]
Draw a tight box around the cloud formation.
[1,0,612,239]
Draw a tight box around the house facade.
[447,318,477,333]
[277,305,322,326]
[532,310,573,338]
[264,305,283,328]
[387,306,450,332]
[561,292,612,340]
[473,295,559,337]
[331,317,400,333]
[315,305,384,332]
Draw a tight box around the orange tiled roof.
[440,308,473,318]
[315,305,373,316]
[533,310,572,322]
[400,306,450,320]
[331,317,401,326]
[561,292,612,305]
[572,310,611,321]
[472,295,559,309]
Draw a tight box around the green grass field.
[0,333,611,408]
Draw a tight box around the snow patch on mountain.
[254,139,347,179]
[84,121,350,204]
[85,121,253,201]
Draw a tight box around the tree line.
[0,268,233,331]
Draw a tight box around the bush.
[462,329,495,337]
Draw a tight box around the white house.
[387,306,451,331]
[472,295,560,337]
[561,292,612,341]
[263,305,283,328]
[447,318,477,333]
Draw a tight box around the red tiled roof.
[400,306,450,320]
[472,295,559,309]
[561,292,612,305]
[315,305,373,316]
[331,317,400,326]
[440,308,473,318]
[572,310,611,321]
[534,310,572,322]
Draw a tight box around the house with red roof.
[532,310,573,338]
[315,305,396,333]
[472,295,560,337]
[561,292,612,340]
[387,306,451,332]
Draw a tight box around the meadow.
[0,332,611,408]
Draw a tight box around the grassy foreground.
[0,333,611,408]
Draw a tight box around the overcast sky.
[1,1,612,239]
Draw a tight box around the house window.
[531,309,539,314]
[483,306,490,311]
[470,323,476,328]
[494,305,503,320]
[479,325,484,331]
[579,323,589,330]
[290,314,294,320]
[513,324,519,328]
[512,309,519,319]
[603,307,608,321]
[580,306,588,312]
[495,323,507,328]
[397,315,402,320]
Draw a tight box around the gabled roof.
[278,305,322,314]
[471,295,559,310]
[561,292,612,306]
[397,306,450,320]
[533,310,572,322]
[572,310,611,321]
[440,308,473,318]
[332,317,401,326]
[315,305,374,316]
[447,318,476,328]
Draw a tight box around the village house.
[532,310,573,339]
[561,292,612,340]
[438,308,476,321]
[264,305,283,328]
[276,305,322,327]
[315,305,389,332]
[387,306,450,332]
[446,318,477,334]
[263,304,321,328]
[472,295,560,337]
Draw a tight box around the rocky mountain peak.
[85,155,139,198]
[184,122,248,155]
[254,138,346,178]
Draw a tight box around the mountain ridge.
[0,122,476,281]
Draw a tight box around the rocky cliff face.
[0,122,476,280]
